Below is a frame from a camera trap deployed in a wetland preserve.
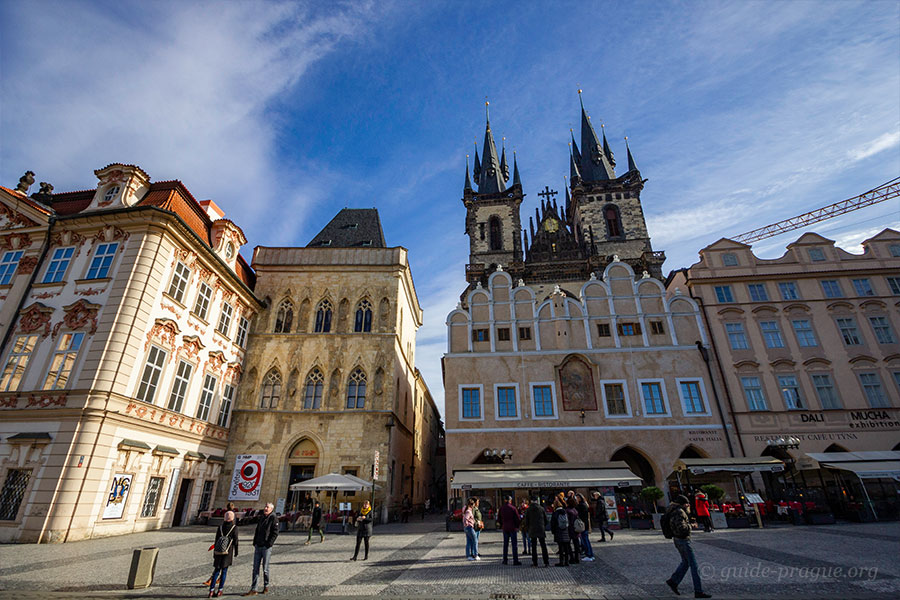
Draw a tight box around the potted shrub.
[640,486,665,529]
[628,510,653,529]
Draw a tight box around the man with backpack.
[661,495,711,598]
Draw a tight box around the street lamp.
[483,448,513,463]
[766,436,800,450]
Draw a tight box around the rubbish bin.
[127,547,159,589]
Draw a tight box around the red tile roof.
[0,185,54,215]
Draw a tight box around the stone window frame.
[0,434,52,524]
[135,344,167,404]
[529,381,558,420]
[166,261,191,304]
[602,203,624,239]
[459,384,484,422]
[740,375,769,411]
[85,242,119,280]
[675,377,712,417]
[345,367,367,409]
[196,372,219,421]
[0,334,40,393]
[274,299,294,333]
[217,383,235,427]
[790,318,818,347]
[857,372,890,408]
[493,382,521,421]
[302,368,324,410]
[747,283,769,302]
[867,315,896,344]
[259,368,282,409]
[809,372,842,410]
[0,250,24,285]
[776,374,805,410]
[600,380,632,419]
[777,281,800,301]
[637,378,671,417]
[42,246,75,284]
[714,285,734,303]
[192,282,213,321]
[721,253,738,267]
[820,279,843,298]
[725,322,750,350]
[166,358,194,413]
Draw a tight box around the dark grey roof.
[307,208,386,248]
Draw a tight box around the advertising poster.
[229,454,267,501]
[602,488,619,526]
[164,468,181,510]
[102,473,133,519]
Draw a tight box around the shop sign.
[799,413,824,423]
[849,410,899,429]
[229,454,266,501]
[102,473,132,519]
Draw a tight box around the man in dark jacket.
[498,496,522,565]
[243,502,278,596]
[523,496,549,567]
[305,500,324,545]
[665,495,711,598]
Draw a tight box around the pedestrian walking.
[576,493,595,561]
[204,503,237,587]
[472,498,484,558]
[695,492,713,532]
[350,500,374,561]
[401,494,411,523]
[463,498,479,560]
[242,502,277,596]
[523,496,549,567]
[662,495,712,598]
[550,498,571,567]
[208,511,238,598]
[518,498,530,555]
[591,491,614,541]
[305,500,325,544]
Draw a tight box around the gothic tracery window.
[489,216,502,251]
[604,204,622,238]
[260,369,282,409]
[354,299,373,333]
[274,299,293,333]
[346,368,367,409]
[303,368,324,409]
[314,299,333,333]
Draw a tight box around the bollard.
[127,547,159,589]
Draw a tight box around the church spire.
[473,141,481,181]
[464,155,473,192]
[512,151,521,187]
[570,128,581,164]
[601,124,615,167]
[477,101,506,194]
[500,142,510,183]
[625,137,638,172]
[569,145,582,183]
[577,90,615,182]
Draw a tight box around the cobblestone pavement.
[1,516,898,599]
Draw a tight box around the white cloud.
[849,131,900,162]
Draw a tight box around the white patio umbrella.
[289,473,374,521]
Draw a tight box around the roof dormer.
[210,218,247,269]
[89,164,151,211]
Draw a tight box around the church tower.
[567,92,664,279]
[462,103,524,284]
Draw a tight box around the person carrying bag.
[208,511,238,598]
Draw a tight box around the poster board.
[229,454,267,501]
[602,488,619,526]
[164,468,181,510]
[102,473,133,519]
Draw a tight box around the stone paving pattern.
[1,516,898,599]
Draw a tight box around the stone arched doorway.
[611,446,656,486]
[533,447,566,463]
[824,444,848,453]
[286,438,320,511]
[679,445,708,459]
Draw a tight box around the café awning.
[672,457,785,475]
[805,451,900,481]
[289,472,379,491]
[450,462,642,490]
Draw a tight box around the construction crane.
[732,176,900,244]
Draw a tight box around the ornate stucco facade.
[0,166,261,542]
[668,229,900,459]
[220,212,442,521]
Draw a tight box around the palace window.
[777,375,804,410]
[532,385,554,418]
[140,476,165,518]
[725,322,749,350]
[0,335,38,392]
[812,374,841,409]
[0,469,31,521]
[518,326,532,340]
[821,280,843,298]
[42,332,85,391]
[858,373,889,408]
[314,299,333,333]
[236,316,249,348]
[197,374,217,420]
[721,253,738,266]
[43,247,75,283]
[808,247,826,262]
[596,323,611,337]
[641,382,667,415]
[747,283,768,302]
[259,369,281,409]
[852,278,875,297]
[679,380,707,414]
[759,321,784,348]
[193,282,212,320]
[198,481,215,512]
[891,244,900,257]
[346,368,367,409]
[836,318,861,345]
[650,321,665,335]
[167,261,191,303]
[0,250,24,285]
[604,383,628,416]
[303,369,324,409]
[218,384,234,427]
[461,387,481,419]
[714,285,734,303]
[618,322,641,336]
[489,216,502,251]
[166,360,193,412]
[887,277,900,296]
[791,319,818,347]
[472,328,489,342]
[778,282,799,300]
[354,299,373,332]
[274,299,294,333]
[869,316,896,344]
[216,302,233,337]
[86,243,118,279]
[604,205,622,238]
[497,328,510,341]
[741,376,768,411]
[496,386,517,418]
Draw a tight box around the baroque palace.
[0,169,441,542]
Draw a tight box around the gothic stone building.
[444,99,734,503]
[0,165,260,542]
[220,209,442,521]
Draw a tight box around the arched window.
[274,299,293,333]
[314,299,333,333]
[303,368,324,409]
[354,299,373,333]
[260,369,282,409]
[489,216,502,251]
[346,368,367,409]
[604,204,622,238]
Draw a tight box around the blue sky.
[2,0,899,418]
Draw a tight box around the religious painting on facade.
[102,473,132,519]
[558,356,597,411]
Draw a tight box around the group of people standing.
[462,491,616,567]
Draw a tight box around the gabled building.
[0,165,261,542]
